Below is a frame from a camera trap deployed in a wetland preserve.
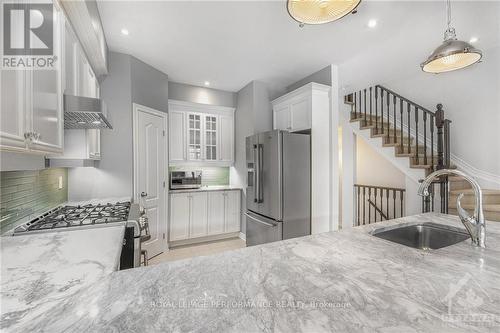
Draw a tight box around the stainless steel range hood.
[64,94,112,129]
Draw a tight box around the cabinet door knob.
[141,192,148,197]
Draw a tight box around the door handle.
[245,213,277,227]
[141,192,148,197]
[257,144,263,203]
[253,144,259,203]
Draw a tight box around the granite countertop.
[4,213,500,332]
[0,226,125,331]
[169,185,243,194]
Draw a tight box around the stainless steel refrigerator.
[245,130,311,246]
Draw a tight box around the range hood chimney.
[64,94,112,129]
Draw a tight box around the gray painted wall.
[68,52,169,201]
[286,65,332,92]
[131,57,169,112]
[231,80,273,232]
[168,81,237,107]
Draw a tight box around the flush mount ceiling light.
[287,0,361,26]
[121,28,129,36]
[421,0,482,74]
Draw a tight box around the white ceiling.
[96,1,500,93]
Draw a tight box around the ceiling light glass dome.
[287,0,361,25]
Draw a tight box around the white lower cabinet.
[207,192,226,235]
[225,190,241,232]
[189,192,208,238]
[170,193,190,241]
[169,190,241,243]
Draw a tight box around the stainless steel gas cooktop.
[14,201,131,234]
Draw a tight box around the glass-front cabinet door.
[188,113,202,160]
[205,115,217,160]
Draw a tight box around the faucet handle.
[456,193,478,237]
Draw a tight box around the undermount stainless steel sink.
[372,222,470,250]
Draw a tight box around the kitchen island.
[0,226,124,331]
[3,213,500,332]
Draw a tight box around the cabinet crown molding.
[168,99,235,116]
[272,82,331,106]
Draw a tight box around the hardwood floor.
[148,237,246,265]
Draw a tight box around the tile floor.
[148,237,246,265]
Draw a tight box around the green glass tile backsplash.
[0,168,68,234]
[168,166,229,186]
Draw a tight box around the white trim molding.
[238,232,246,241]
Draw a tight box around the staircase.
[345,85,500,221]
[448,176,500,222]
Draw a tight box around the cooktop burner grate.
[20,201,131,232]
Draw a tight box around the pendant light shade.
[287,0,361,25]
[421,1,482,73]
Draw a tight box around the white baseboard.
[238,232,246,241]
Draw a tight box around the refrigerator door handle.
[253,144,259,203]
[257,144,264,203]
[245,213,277,227]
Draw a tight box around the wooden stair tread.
[450,189,500,195]
[449,203,500,212]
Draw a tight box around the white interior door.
[134,104,168,258]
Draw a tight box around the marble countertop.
[4,213,500,332]
[0,226,125,332]
[169,185,243,194]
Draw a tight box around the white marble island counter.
[0,226,125,332]
[4,213,500,332]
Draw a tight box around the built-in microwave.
[170,171,202,190]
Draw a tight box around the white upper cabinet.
[168,100,235,166]
[169,110,186,162]
[0,2,64,154]
[272,83,330,133]
[218,114,234,163]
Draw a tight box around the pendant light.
[287,0,361,26]
[421,0,482,73]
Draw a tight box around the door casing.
[132,103,169,255]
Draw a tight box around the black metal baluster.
[393,96,397,143]
[368,187,371,223]
[386,189,389,220]
[369,87,373,125]
[407,102,411,154]
[362,186,366,225]
[386,92,390,137]
[400,190,404,217]
[375,87,379,133]
[430,114,434,171]
[400,99,404,151]
[359,90,362,119]
[415,107,419,164]
[380,188,384,221]
[380,90,384,134]
[374,188,378,222]
[364,89,367,124]
[392,190,396,219]
[353,92,357,119]
[357,186,360,226]
[423,112,428,165]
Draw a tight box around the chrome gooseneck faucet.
[418,169,486,248]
